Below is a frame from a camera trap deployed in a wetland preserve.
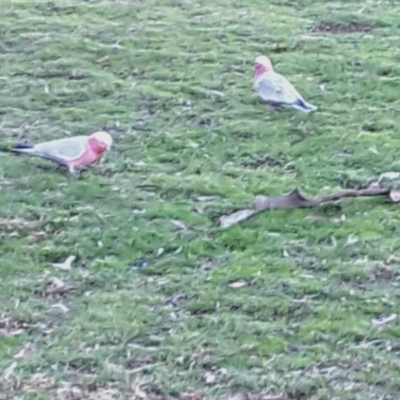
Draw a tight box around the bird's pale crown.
[91,131,113,150]
[255,55,272,68]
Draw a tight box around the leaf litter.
[170,219,187,230]
[371,313,397,329]
[228,281,248,289]
[52,255,76,270]
[27,231,49,244]
[43,277,73,296]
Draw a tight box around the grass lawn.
[2,0,400,399]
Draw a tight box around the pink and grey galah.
[253,55,318,113]
[11,130,113,175]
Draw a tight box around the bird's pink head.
[88,131,113,155]
[254,55,274,79]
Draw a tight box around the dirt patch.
[164,293,189,307]
[0,315,44,336]
[311,22,377,35]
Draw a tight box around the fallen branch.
[254,187,390,210]
[219,186,395,229]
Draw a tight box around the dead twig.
[219,187,392,228]
[254,187,390,210]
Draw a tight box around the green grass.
[1,0,400,399]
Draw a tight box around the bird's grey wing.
[277,73,305,103]
[34,136,88,165]
[255,73,300,104]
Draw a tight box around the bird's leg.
[267,102,282,112]
[37,165,60,173]
[68,166,81,178]
[54,164,65,172]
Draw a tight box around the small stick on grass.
[219,186,393,229]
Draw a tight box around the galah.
[11,130,113,175]
[253,55,318,113]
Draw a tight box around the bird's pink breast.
[68,139,106,168]
[254,64,269,79]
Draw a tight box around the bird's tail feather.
[11,143,36,153]
[292,99,318,113]
[13,143,35,149]
[9,143,70,170]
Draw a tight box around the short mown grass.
[1,0,400,399]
